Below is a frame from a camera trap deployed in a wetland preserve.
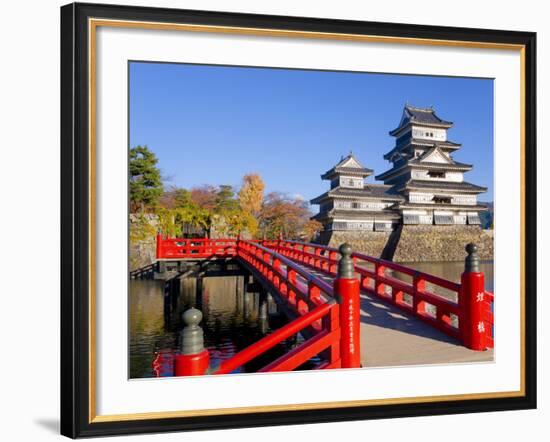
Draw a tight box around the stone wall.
[129,214,157,271]
[317,230,393,258]
[316,225,493,262]
[392,225,493,262]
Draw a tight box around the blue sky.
[129,62,494,202]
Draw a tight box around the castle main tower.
[376,104,487,225]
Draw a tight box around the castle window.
[352,202,360,209]
[427,170,445,178]
[433,196,452,204]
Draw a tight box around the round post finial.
[464,243,480,273]
[180,308,205,355]
[338,243,354,279]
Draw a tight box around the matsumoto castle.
[311,104,488,233]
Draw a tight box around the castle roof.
[376,146,473,181]
[407,159,473,170]
[396,202,488,211]
[389,104,454,136]
[310,184,404,204]
[312,209,401,222]
[321,153,373,180]
[383,139,461,160]
[395,179,488,194]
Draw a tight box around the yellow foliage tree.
[238,173,265,216]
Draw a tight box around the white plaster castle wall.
[409,192,434,203]
[338,175,364,188]
[403,209,433,225]
[451,195,477,205]
[411,169,464,182]
[334,200,392,210]
[408,192,477,205]
[412,126,447,141]
[445,171,464,182]
[330,220,375,230]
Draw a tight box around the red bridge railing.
[153,234,493,377]
[266,239,494,351]
[211,240,361,373]
[156,233,238,259]
[168,239,360,376]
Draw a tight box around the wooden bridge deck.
[291,264,494,367]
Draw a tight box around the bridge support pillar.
[334,243,361,369]
[460,243,487,351]
[259,289,268,320]
[174,308,210,376]
[243,291,251,319]
[157,260,167,273]
[195,275,203,310]
[259,290,269,333]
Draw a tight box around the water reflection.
[129,272,305,379]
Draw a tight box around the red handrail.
[211,239,353,373]
[156,234,238,259]
[237,241,335,317]
[235,240,358,369]
[215,301,336,374]
[268,239,494,349]
[155,235,492,375]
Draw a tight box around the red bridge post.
[460,243,487,351]
[174,308,210,376]
[156,231,163,260]
[334,243,361,368]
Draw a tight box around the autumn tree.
[129,145,163,212]
[259,192,318,240]
[301,219,324,241]
[157,185,212,236]
[238,173,265,216]
[190,185,218,210]
[159,186,192,209]
[222,208,258,238]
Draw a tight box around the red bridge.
[147,234,494,376]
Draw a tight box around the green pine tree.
[129,145,163,212]
[215,185,239,213]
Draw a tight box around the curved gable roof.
[389,104,454,135]
[321,153,374,180]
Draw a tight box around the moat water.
[129,273,317,379]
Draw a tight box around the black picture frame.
[61,2,537,438]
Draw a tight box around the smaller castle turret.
[310,153,402,232]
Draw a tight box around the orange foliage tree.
[259,192,321,240]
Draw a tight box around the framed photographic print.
[60,2,537,438]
